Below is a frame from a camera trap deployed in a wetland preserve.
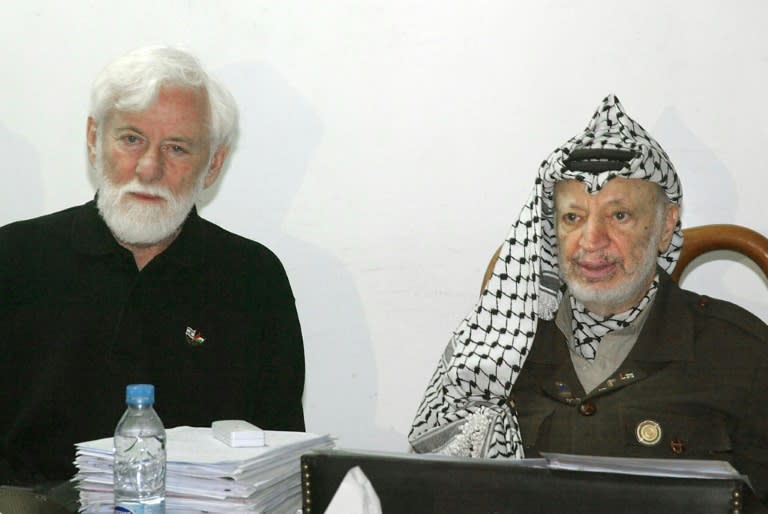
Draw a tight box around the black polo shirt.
[0,200,305,483]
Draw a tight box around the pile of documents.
[74,426,335,513]
[540,452,747,481]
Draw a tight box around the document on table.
[541,452,750,485]
[74,426,335,513]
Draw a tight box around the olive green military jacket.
[512,270,768,504]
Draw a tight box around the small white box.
[212,420,266,448]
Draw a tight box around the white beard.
[95,162,204,246]
[564,241,658,313]
[560,226,661,314]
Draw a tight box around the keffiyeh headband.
[409,94,683,459]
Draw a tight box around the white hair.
[89,46,238,153]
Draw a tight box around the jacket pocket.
[620,406,732,458]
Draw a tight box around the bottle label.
[114,499,165,514]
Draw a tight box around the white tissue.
[323,466,382,514]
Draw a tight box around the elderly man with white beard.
[410,95,768,510]
[0,46,305,499]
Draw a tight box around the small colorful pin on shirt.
[185,326,206,346]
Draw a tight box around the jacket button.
[579,401,596,416]
[698,296,710,308]
[636,420,663,446]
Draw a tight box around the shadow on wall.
[653,105,737,224]
[654,106,768,321]
[204,62,395,451]
[0,122,44,225]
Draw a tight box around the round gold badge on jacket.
[636,419,662,446]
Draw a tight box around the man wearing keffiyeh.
[409,95,768,506]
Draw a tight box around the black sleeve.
[249,255,306,431]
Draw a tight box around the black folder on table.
[300,449,747,514]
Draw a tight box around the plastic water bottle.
[113,384,167,513]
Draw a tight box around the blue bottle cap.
[125,384,155,406]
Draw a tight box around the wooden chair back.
[670,224,768,282]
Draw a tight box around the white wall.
[2,1,766,453]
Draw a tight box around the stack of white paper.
[73,426,335,513]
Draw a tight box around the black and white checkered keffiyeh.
[409,94,683,458]
[568,276,659,360]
